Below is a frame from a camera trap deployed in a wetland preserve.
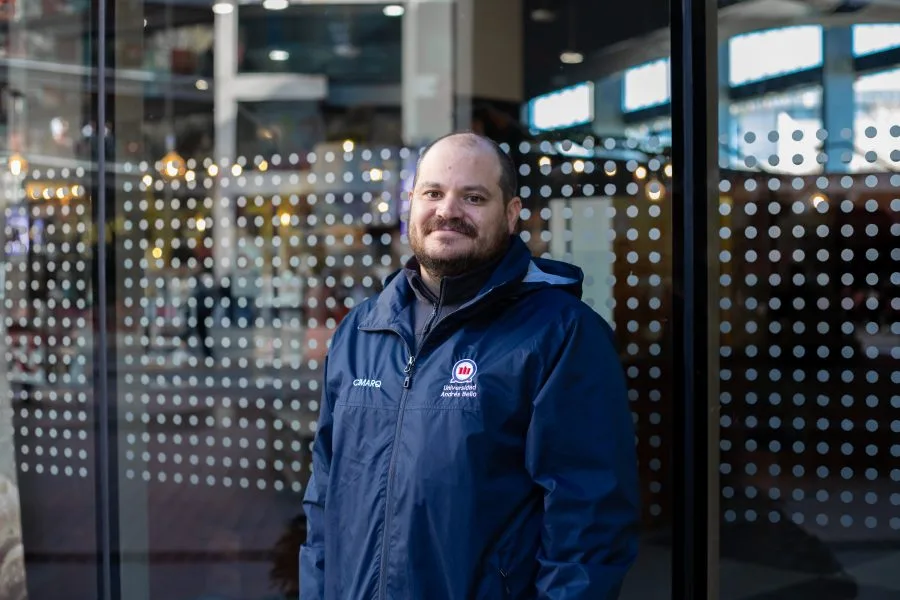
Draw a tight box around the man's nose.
[434,195,463,219]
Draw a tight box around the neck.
[419,269,442,297]
[405,248,509,307]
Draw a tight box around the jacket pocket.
[471,564,508,600]
[498,566,511,599]
[472,499,542,599]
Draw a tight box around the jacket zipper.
[403,354,415,388]
[499,567,510,597]
[362,284,490,600]
[420,304,438,341]
[377,381,409,600]
[419,284,443,349]
[356,326,419,600]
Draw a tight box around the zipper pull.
[403,355,415,388]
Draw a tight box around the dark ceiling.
[141,0,674,97]
[522,0,669,97]
[237,3,402,84]
[142,1,785,100]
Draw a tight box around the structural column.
[718,43,732,169]
[822,25,855,173]
[401,0,455,146]
[213,1,239,279]
[591,75,626,137]
[402,0,523,145]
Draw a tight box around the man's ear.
[506,197,522,234]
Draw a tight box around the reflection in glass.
[2,0,680,598]
[718,14,900,600]
[1,0,100,597]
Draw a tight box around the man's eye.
[424,190,441,199]
[466,195,484,204]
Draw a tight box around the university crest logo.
[442,359,479,399]
[450,359,477,383]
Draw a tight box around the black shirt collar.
[403,249,507,307]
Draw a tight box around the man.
[300,132,640,599]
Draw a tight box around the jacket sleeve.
[525,310,641,599]
[299,355,335,600]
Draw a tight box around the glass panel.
[718,14,900,600]
[105,0,674,598]
[0,0,100,597]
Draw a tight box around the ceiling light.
[212,1,233,15]
[263,0,289,9]
[269,49,290,61]
[334,43,360,59]
[530,8,555,22]
[8,153,27,177]
[560,51,583,65]
[383,4,404,17]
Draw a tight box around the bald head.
[414,132,518,204]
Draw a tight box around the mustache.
[423,217,477,237]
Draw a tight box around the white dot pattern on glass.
[718,128,900,534]
[5,141,674,513]
[16,131,900,537]
[118,147,409,494]
[4,189,93,480]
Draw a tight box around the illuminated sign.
[729,26,823,86]
[622,59,670,112]
[852,23,900,57]
[528,82,594,131]
[854,67,900,93]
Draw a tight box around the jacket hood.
[522,256,584,299]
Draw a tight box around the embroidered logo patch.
[450,359,477,383]
[442,359,478,399]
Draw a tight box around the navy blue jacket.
[300,237,640,599]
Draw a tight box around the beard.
[409,215,510,279]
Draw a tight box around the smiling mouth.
[431,229,472,240]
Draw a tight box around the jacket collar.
[403,251,505,307]
[359,235,532,331]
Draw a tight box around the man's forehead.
[417,139,501,179]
